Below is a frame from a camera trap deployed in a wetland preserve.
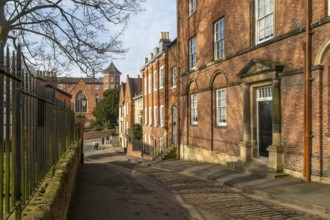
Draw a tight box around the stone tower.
[103,61,122,90]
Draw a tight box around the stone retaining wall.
[83,129,115,140]
[20,144,81,220]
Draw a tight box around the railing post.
[15,45,22,216]
[0,41,4,220]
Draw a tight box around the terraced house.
[141,32,178,158]
[176,0,330,182]
[119,75,143,153]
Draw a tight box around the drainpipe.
[304,0,311,182]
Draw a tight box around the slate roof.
[121,83,126,95]
[103,62,122,75]
[57,77,102,84]
[129,77,142,99]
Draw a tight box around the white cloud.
[105,0,177,82]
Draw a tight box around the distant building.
[119,75,142,152]
[141,32,178,157]
[55,62,122,122]
[57,77,103,122]
[103,61,121,90]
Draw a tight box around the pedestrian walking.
[101,137,105,145]
[110,135,113,144]
[93,141,96,150]
[95,140,99,150]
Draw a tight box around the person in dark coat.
[101,137,105,145]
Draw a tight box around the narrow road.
[68,142,327,220]
[68,142,200,220]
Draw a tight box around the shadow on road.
[84,151,125,161]
[68,146,197,220]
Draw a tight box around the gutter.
[304,0,312,182]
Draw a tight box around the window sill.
[215,125,227,129]
[214,57,225,63]
[256,36,274,45]
[188,11,196,18]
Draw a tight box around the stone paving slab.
[138,159,330,218]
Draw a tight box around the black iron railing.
[0,42,80,219]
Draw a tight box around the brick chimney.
[159,32,171,51]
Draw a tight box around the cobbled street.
[135,165,326,220]
[69,143,328,220]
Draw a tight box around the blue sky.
[86,0,177,82]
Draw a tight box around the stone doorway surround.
[238,58,284,173]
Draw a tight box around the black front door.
[258,101,272,157]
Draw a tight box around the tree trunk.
[0,3,9,44]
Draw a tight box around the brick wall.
[83,129,115,140]
[176,0,330,179]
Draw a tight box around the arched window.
[75,91,88,113]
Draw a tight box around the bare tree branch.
[0,0,145,75]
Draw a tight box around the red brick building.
[57,77,104,122]
[175,0,330,182]
[141,32,178,157]
[103,62,121,90]
[118,75,142,153]
[56,62,121,123]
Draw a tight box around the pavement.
[125,155,330,218]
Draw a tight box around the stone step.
[227,159,288,178]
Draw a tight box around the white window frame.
[256,0,274,44]
[216,88,227,126]
[189,0,196,15]
[214,18,225,60]
[95,94,99,104]
[159,66,164,89]
[160,105,164,127]
[58,84,63,89]
[87,84,91,89]
[154,106,158,126]
[191,94,198,125]
[172,67,177,88]
[145,107,147,125]
[160,138,163,153]
[126,103,128,116]
[95,84,99,90]
[153,70,158,91]
[149,107,152,125]
[189,37,196,70]
[137,115,142,124]
[328,0,330,16]
[148,74,152,94]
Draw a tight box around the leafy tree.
[130,123,142,141]
[92,88,119,128]
[0,0,144,75]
